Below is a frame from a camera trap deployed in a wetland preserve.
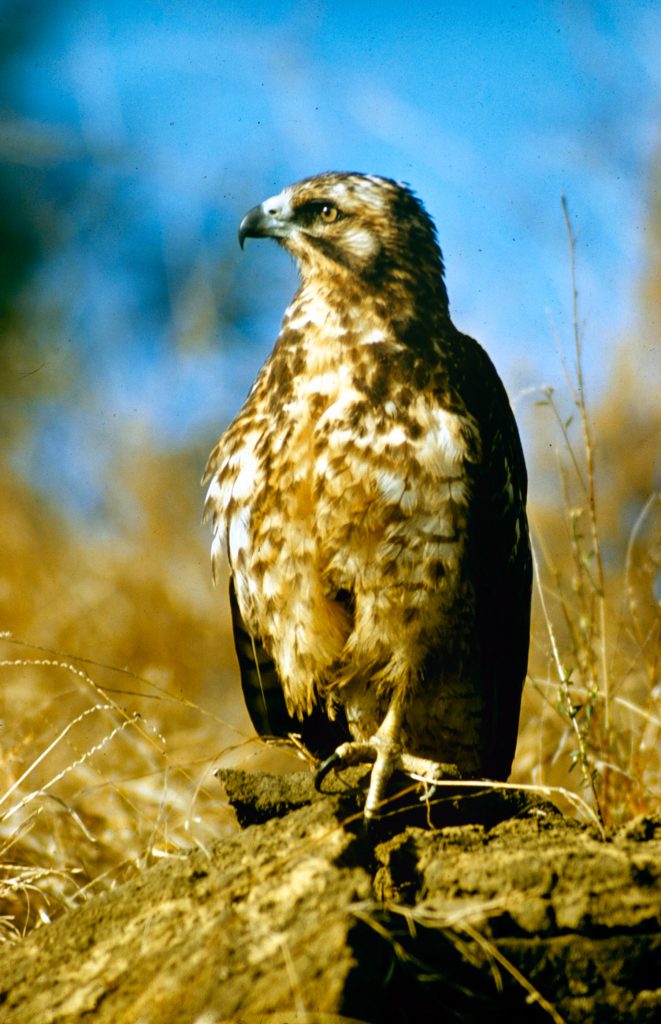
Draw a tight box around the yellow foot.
[316,741,460,818]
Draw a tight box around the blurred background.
[0,0,659,932]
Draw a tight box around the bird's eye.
[319,204,339,223]
[296,200,342,227]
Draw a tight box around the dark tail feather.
[229,579,349,759]
[229,578,290,738]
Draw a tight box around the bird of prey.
[204,172,531,818]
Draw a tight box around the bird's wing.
[457,334,532,779]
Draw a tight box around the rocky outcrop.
[0,767,659,1023]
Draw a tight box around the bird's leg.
[315,696,463,817]
[363,697,404,817]
[316,695,407,818]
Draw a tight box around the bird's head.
[238,172,447,305]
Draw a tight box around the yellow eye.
[320,204,338,223]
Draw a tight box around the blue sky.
[6,0,661,512]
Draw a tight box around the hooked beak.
[238,194,293,249]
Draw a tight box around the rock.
[0,768,659,1023]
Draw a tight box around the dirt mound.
[0,768,659,1023]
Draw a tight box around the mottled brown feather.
[204,172,531,779]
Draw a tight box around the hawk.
[204,172,531,817]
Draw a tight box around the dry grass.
[0,449,303,941]
[511,201,660,826]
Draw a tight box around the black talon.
[315,751,343,792]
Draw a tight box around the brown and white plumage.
[204,172,531,816]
